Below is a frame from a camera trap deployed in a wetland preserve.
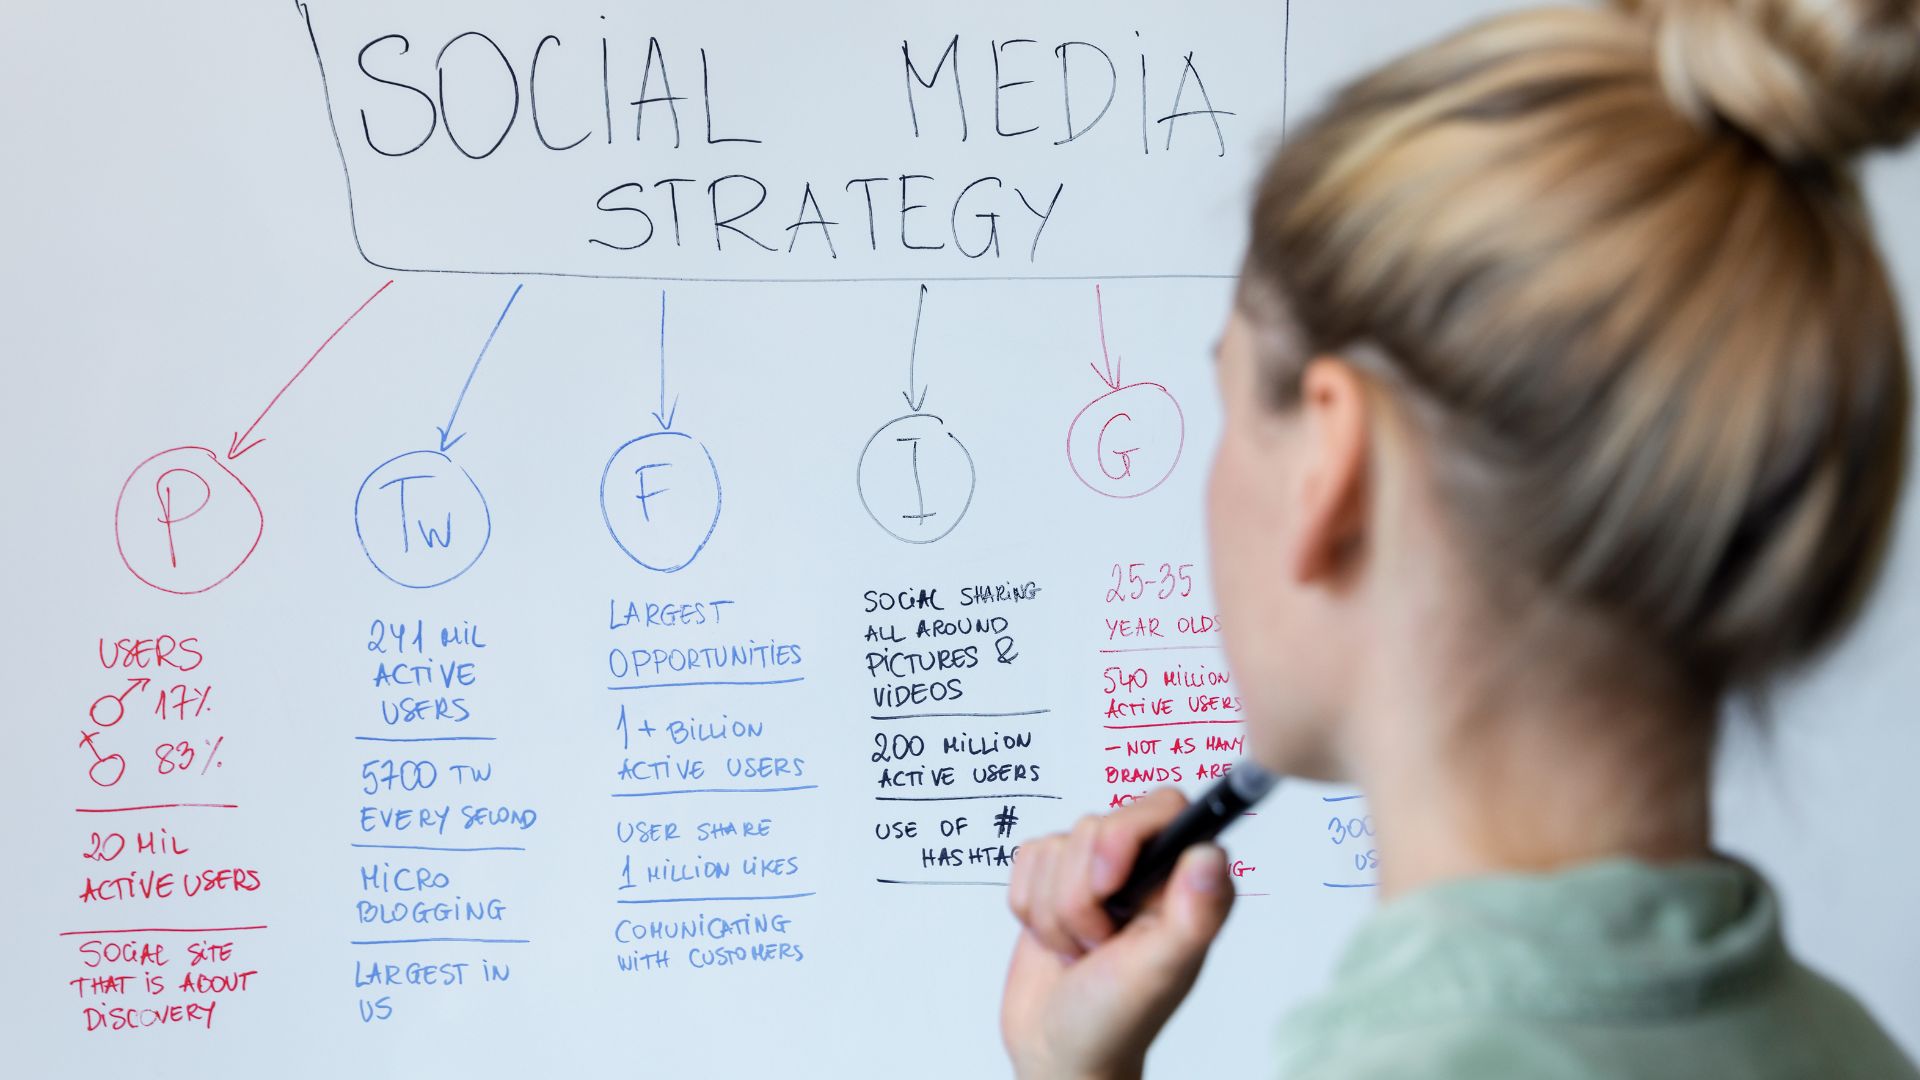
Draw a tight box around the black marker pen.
[1102,761,1279,928]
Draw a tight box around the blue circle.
[353,449,492,589]
[600,430,722,573]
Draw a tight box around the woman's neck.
[1349,633,1716,900]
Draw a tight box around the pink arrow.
[228,279,393,460]
[1091,284,1122,391]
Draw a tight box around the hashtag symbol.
[993,804,1019,838]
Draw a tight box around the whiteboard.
[1,1,1913,1075]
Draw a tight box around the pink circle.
[1066,383,1186,499]
[114,446,264,595]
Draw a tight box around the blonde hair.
[1244,0,1920,694]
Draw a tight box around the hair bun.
[1617,0,1920,166]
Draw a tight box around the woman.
[1002,0,1920,1076]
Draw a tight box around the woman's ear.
[1291,358,1371,584]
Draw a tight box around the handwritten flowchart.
[14,3,1419,1076]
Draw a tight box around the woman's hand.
[1001,788,1236,1080]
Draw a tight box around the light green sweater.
[1273,858,1916,1078]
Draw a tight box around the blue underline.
[614,892,815,904]
[611,785,818,798]
[354,736,498,743]
[349,937,531,945]
[350,843,525,852]
[607,677,805,691]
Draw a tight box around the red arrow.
[228,279,393,460]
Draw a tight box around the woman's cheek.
[1205,444,1230,569]
[1207,438,1260,656]
[1208,430,1264,598]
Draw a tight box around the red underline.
[75,803,239,813]
[1101,720,1244,729]
[59,925,268,936]
[1096,645,1221,653]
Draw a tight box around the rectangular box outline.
[295,1,1252,285]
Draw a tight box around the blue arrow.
[437,283,523,453]
[650,290,678,431]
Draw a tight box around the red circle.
[114,446,264,596]
[1066,382,1186,499]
